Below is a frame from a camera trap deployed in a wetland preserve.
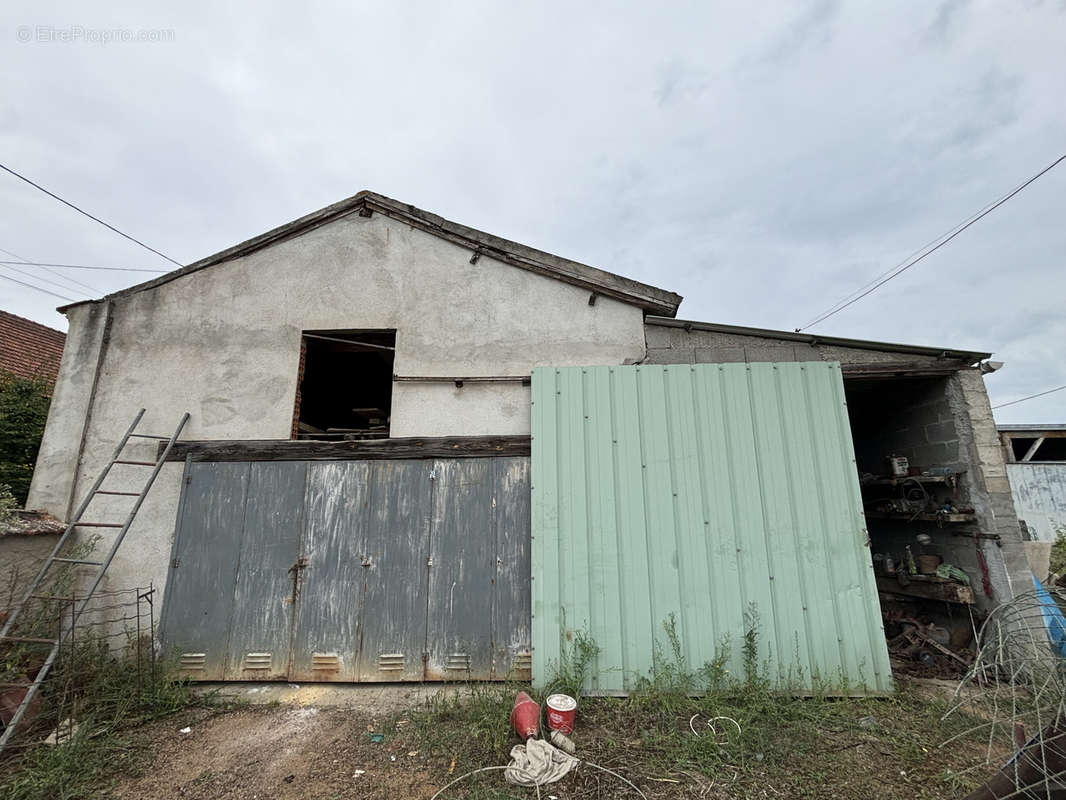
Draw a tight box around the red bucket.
[545,693,577,735]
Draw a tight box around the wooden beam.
[160,436,531,463]
[1022,436,1046,462]
[876,574,974,604]
[841,360,969,379]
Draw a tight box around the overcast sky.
[1,1,1062,423]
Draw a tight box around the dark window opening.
[1010,436,1066,462]
[294,330,395,440]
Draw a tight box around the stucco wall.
[0,534,60,610]
[26,212,648,605]
[27,301,111,519]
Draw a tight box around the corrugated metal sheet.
[1007,463,1066,543]
[530,363,892,694]
[161,456,531,682]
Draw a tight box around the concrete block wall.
[644,323,947,366]
[952,369,1033,601]
[845,378,963,483]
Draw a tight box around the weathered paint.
[161,456,530,682]
[228,462,307,680]
[1007,463,1066,543]
[530,363,893,694]
[356,460,433,682]
[291,462,371,682]
[158,462,250,680]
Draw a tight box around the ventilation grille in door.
[445,653,471,671]
[242,652,272,671]
[512,651,532,674]
[378,653,405,672]
[179,653,206,672]
[311,653,341,673]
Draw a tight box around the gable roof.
[59,191,683,317]
[0,310,66,384]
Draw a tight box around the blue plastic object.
[1032,576,1066,658]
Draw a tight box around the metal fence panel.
[531,363,892,694]
[1007,463,1066,543]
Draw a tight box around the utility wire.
[0,271,77,302]
[0,262,91,297]
[797,152,1066,332]
[0,162,183,267]
[0,260,166,273]
[992,384,1066,410]
[0,246,103,294]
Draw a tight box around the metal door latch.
[361,555,372,567]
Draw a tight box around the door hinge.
[184,475,192,485]
[171,558,181,568]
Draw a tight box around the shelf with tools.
[861,474,955,487]
[875,574,975,605]
[864,510,976,523]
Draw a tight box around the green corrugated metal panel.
[530,362,892,695]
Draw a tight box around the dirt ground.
[111,705,440,800]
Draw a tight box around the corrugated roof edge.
[57,191,683,317]
[998,424,1066,432]
[645,316,992,364]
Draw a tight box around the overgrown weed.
[0,611,215,800]
[408,613,996,798]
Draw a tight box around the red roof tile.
[0,310,66,384]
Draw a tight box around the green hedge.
[0,370,52,506]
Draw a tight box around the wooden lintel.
[841,360,968,379]
[160,436,531,463]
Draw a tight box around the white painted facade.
[27,208,653,603]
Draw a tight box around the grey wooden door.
[161,456,531,682]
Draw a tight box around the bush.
[0,372,52,507]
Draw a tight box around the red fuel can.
[510,691,540,739]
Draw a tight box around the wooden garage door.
[160,457,531,682]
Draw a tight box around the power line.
[0,271,77,302]
[0,262,91,297]
[0,162,183,267]
[797,152,1066,332]
[0,246,103,294]
[0,260,166,273]
[992,384,1066,410]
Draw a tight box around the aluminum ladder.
[0,409,189,753]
